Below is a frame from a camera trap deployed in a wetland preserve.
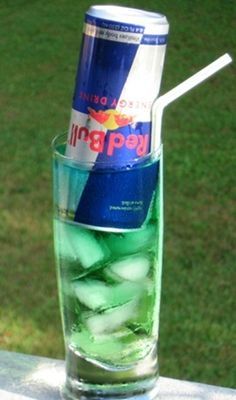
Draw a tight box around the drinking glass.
[52,133,163,400]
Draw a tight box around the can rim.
[87,5,168,26]
[52,133,162,171]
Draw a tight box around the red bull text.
[69,123,149,157]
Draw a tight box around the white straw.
[151,53,232,151]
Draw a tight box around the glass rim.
[52,132,162,170]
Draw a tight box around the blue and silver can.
[67,5,169,163]
[65,5,169,230]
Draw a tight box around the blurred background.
[0,0,235,388]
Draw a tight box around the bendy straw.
[151,53,232,151]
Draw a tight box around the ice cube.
[105,224,156,256]
[56,220,109,269]
[108,255,150,281]
[128,288,154,334]
[111,281,142,307]
[74,279,141,311]
[74,280,111,310]
[70,329,123,359]
[85,300,138,334]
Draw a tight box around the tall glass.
[52,134,163,400]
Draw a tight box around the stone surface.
[0,350,235,400]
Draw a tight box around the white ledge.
[0,350,235,399]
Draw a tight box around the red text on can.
[69,123,149,157]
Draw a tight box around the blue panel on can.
[72,37,139,114]
[74,158,159,230]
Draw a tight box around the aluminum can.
[65,5,169,230]
[66,5,169,164]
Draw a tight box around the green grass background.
[0,0,235,389]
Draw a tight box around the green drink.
[53,135,163,399]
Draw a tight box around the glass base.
[62,380,159,400]
[62,346,159,399]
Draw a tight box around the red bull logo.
[88,107,134,130]
[69,123,149,157]
[68,107,149,157]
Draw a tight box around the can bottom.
[74,221,143,233]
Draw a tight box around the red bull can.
[65,5,169,230]
[66,5,169,164]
